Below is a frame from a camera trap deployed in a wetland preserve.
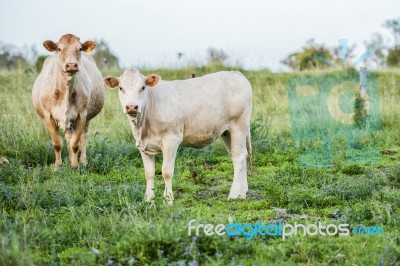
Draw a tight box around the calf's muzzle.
[126,104,138,115]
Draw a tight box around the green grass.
[1,66,400,265]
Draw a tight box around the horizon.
[1,0,399,71]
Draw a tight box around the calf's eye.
[141,86,145,91]
[79,48,83,51]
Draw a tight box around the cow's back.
[146,71,252,147]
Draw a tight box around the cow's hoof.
[163,195,174,206]
[146,200,156,209]
[163,199,174,206]
[79,157,87,164]
[228,194,247,200]
[145,190,155,202]
[228,186,247,200]
[0,156,9,165]
[163,190,174,206]
[54,161,62,171]
[71,163,79,169]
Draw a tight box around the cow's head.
[103,69,160,117]
[43,34,96,75]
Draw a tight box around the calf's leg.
[228,125,248,199]
[161,139,179,205]
[140,151,156,202]
[221,130,232,156]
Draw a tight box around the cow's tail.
[246,129,252,170]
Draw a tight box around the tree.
[364,33,388,67]
[92,39,119,70]
[331,43,356,65]
[34,55,47,72]
[207,47,228,65]
[383,18,400,67]
[383,18,400,49]
[0,41,29,71]
[282,39,333,71]
[387,49,400,67]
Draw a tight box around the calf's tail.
[246,130,252,169]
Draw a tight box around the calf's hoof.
[228,184,248,200]
[145,189,155,202]
[0,156,9,165]
[163,189,174,206]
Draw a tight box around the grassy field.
[0,66,400,265]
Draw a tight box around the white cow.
[104,69,252,204]
[32,34,104,168]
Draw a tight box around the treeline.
[0,39,119,72]
[282,18,400,71]
[1,18,399,72]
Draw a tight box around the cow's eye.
[119,87,125,93]
[57,48,61,52]
[141,86,145,91]
[79,48,83,51]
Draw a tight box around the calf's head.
[103,69,160,117]
[43,34,96,74]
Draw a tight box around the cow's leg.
[45,115,63,167]
[65,130,72,154]
[79,122,89,164]
[221,130,232,155]
[140,151,155,202]
[161,139,179,205]
[228,124,248,199]
[69,115,86,169]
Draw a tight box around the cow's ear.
[43,41,57,52]
[145,74,161,87]
[103,76,119,89]
[82,41,96,53]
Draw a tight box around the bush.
[387,49,400,67]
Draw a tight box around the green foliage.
[387,49,400,67]
[0,42,29,71]
[92,39,119,70]
[0,69,400,265]
[34,55,47,72]
[283,40,334,71]
[353,91,368,127]
[297,46,333,71]
[383,18,400,49]
[207,47,228,66]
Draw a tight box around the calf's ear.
[145,74,161,87]
[103,76,119,89]
[82,41,96,53]
[43,41,58,52]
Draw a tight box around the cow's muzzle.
[126,104,139,116]
[65,63,79,74]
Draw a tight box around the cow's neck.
[132,91,153,128]
[66,73,79,94]
[131,93,153,151]
[57,68,80,131]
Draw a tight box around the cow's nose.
[65,63,78,72]
[126,105,138,114]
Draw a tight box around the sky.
[1,0,399,71]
